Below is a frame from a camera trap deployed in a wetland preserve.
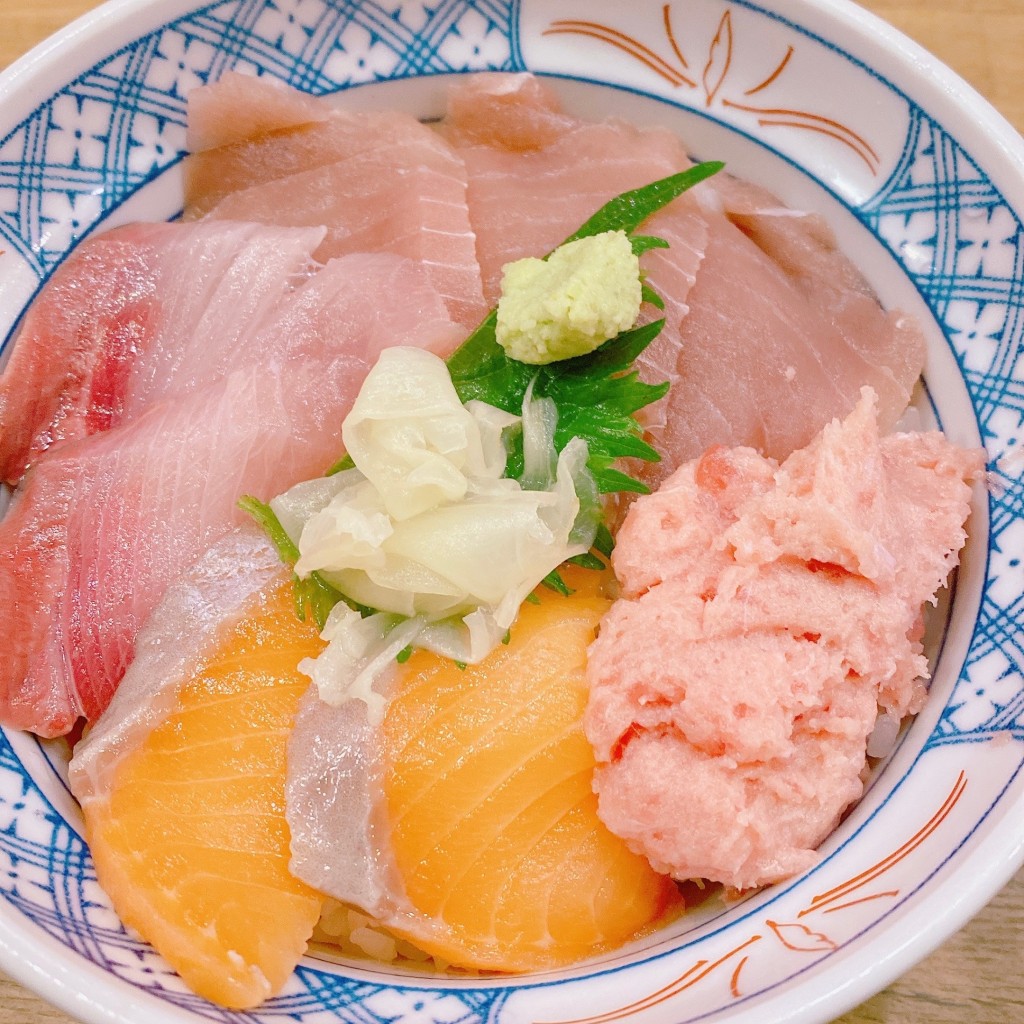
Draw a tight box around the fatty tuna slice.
[0,355,363,737]
[186,71,331,154]
[437,71,579,151]
[185,106,432,220]
[634,199,926,487]
[0,220,323,484]
[442,74,925,484]
[201,126,486,328]
[257,252,466,364]
[455,135,698,303]
[717,174,926,429]
[438,74,707,311]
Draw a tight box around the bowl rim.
[0,1,1022,1023]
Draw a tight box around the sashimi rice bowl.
[0,1,1022,1023]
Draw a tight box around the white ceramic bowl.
[0,2,1022,1023]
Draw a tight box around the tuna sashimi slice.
[0,220,323,484]
[202,126,486,328]
[438,73,707,310]
[258,253,466,364]
[437,72,579,151]
[634,197,926,487]
[442,74,927,487]
[586,390,983,889]
[186,71,331,153]
[718,173,926,434]
[0,355,364,737]
[185,107,433,220]
[455,122,696,305]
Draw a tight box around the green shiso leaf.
[641,282,665,310]
[630,235,670,256]
[325,453,355,475]
[448,163,723,498]
[238,494,298,563]
[541,569,574,596]
[238,495,343,630]
[561,161,724,244]
[454,320,669,494]
[567,551,606,571]
[592,523,614,559]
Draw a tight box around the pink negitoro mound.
[585,389,984,890]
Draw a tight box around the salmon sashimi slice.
[381,567,681,969]
[70,529,287,795]
[70,544,325,1009]
[0,220,323,484]
[186,70,332,153]
[286,567,681,971]
[200,125,486,328]
[0,355,363,737]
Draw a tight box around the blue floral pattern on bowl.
[0,2,1020,1022]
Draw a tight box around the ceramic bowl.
[0,1,1021,1023]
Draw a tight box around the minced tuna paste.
[585,388,983,890]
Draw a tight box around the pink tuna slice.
[443,75,926,487]
[723,174,926,423]
[634,177,926,485]
[441,74,705,306]
[0,220,324,484]
[437,71,580,151]
[258,252,466,365]
[186,71,332,153]
[585,389,982,890]
[184,105,442,220]
[200,123,486,329]
[0,355,365,738]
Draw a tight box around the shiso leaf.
[452,320,668,494]
[325,453,355,475]
[630,235,670,256]
[237,495,343,629]
[448,163,723,495]
[560,161,724,244]
[641,282,665,310]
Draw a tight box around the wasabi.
[495,229,642,365]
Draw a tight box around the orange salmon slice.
[80,582,325,1009]
[382,567,681,970]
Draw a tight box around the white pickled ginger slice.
[273,346,596,715]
